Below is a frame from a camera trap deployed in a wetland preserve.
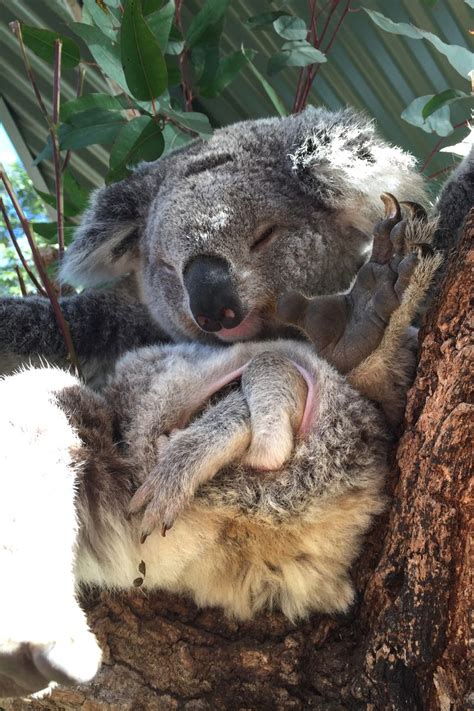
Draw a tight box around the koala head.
[62,107,426,343]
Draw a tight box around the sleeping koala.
[0,107,431,376]
[0,198,441,699]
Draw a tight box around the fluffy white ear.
[290,108,427,215]
[60,162,163,288]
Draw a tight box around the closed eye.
[251,225,278,252]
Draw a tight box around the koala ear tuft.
[60,162,163,288]
[290,108,426,214]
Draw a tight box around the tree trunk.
[4,213,472,711]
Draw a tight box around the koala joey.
[0,198,442,699]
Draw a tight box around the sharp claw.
[400,201,427,221]
[140,531,150,545]
[161,523,172,537]
[380,193,401,221]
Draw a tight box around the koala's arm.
[278,194,442,424]
[0,280,167,365]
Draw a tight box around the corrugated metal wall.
[0,0,472,194]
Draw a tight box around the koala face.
[62,108,426,343]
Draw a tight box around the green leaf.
[162,123,193,153]
[363,8,474,79]
[161,106,213,136]
[121,0,168,100]
[82,0,119,40]
[465,0,474,7]
[268,40,326,75]
[147,0,175,50]
[273,16,307,40]
[21,24,81,69]
[142,0,163,13]
[186,0,230,48]
[165,56,182,86]
[72,23,128,92]
[401,95,453,137]
[31,222,77,246]
[35,189,85,218]
[242,48,287,117]
[422,89,471,119]
[200,49,256,97]
[63,171,89,213]
[422,0,438,6]
[60,109,126,149]
[108,117,164,181]
[60,93,124,122]
[108,115,150,180]
[245,12,289,30]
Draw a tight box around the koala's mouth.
[214,309,262,342]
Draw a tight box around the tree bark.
[4,214,472,711]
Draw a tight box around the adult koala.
[0,106,432,375]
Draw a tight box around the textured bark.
[4,214,472,711]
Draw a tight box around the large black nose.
[183,256,243,333]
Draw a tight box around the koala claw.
[129,473,188,542]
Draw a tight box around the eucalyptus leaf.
[200,49,256,97]
[242,48,287,117]
[186,0,230,48]
[162,123,193,153]
[35,189,85,218]
[364,9,474,79]
[121,0,168,100]
[273,16,307,41]
[21,24,81,69]
[31,223,77,246]
[60,93,124,122]
[465,0,474,8]
[59,110,126,150]
[72,23,128,92]
[147,0,175,50]
[245,12,289,30]
[162,107,213,136]
[422,89,471,120]
[108,117,164,182]
[401,95,453,137]
[82,0,119,40]
[268,41,326,75]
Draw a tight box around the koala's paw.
[0,621,102,699]
[128,469,188,542]
[277,193,437,374]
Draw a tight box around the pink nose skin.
[222,308,235,320]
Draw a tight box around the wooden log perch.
[5,213,473,711]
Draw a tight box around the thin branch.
[175,0,193,111]
[427,165,454,181]
[52,39,65,265]
[1,167,81,376]
[420,120,469,173]
[62,66,85,173]
[0,198,47,295]
[14,265,27,297]
[9,22,52,129]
